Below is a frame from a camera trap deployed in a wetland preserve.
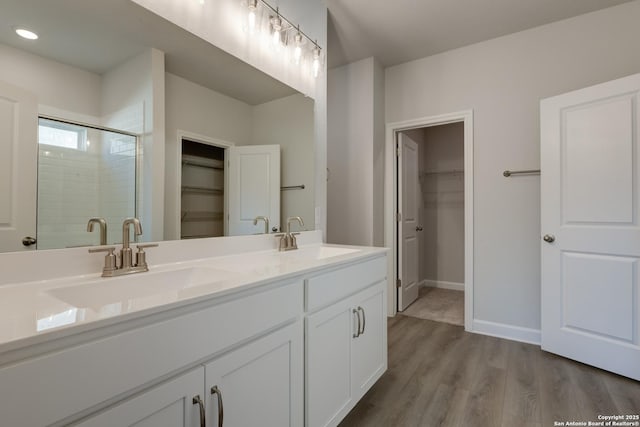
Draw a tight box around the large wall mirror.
[0,0,315,253]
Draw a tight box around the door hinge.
[395,212,402,222]
[396,279,401,289]
[396,146,400,157]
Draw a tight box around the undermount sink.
[47,267,229,309]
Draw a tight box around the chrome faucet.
[275,216,304,251]
[253,216,270,234]
[89,218,158,277]
[287,216,304,234]
[121,218,142,269]
[87,218,108,245]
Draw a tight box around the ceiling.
[326,0,635,68]
[0,0,296,105]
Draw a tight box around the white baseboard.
[421,279,465,292]
[472,319,541,345]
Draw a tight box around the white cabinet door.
[306,298,355,427]
[541,73,640,381]
[75,367,205,427]
[306,283,387,427]
[351,284,386,398]
[0,80,37,252]
[226,145,280,235]
[204,322,303,427]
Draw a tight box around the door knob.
[416,226,423,232]
[22,236,37,247]
[543,234,555,243]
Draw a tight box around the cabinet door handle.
[353,308,361,338]
[358,306,366,335]
[192,395,205,427]
[211,385,224,426]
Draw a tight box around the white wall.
[372,59,385,247]
[327,57,385,246]
[419,123,464,285]
[385,1,640,332]
[251,94,315,229]
[0,42,101,118]
[101,48,165,243]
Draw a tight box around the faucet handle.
[134,244,158,270]
[88,246,117,275]
[290,233,300,249]
[274,234,286,251]
[135,243,159,249]
[88,246,116,254]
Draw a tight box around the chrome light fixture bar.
[242,0,323,77]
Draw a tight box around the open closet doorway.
[385,111,473,331]
[178,133,232,240]
[398,123,465,326]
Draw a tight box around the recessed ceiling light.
[15,28,39,40]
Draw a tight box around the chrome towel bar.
[503,169,540,177]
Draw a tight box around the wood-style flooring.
[339,315,640,427]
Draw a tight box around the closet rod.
[281,185,305,190]
[503,169,540,177]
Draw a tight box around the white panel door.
[226,145,280,235]
[541,73,640,380]
[398,133,420,311]
[0,81,37,252]
[205,322,303,427]
[75,367,204,427]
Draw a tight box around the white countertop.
[0,238,387,357]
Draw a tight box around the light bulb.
[293,32,303,64]
[271,14,282,49]
[246,0,257,34]
[312,46,322,78]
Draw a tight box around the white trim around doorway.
[384,110,474,332]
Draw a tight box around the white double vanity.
[0,231,388,427]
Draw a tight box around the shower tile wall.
[37,127,136,249]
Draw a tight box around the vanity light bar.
[242,0,323,77]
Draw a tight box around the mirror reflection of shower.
[37,117,138,250]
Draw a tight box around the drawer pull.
[353,308,361,338]
[192,395,205,427]
[211,385,224,426]
[358,306,366,335]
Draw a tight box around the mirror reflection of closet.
[180,140,225,239]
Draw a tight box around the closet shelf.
[182,158,224,170]
[181,211,223,222]
[420,169,464,176]
[181,186,223,195]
